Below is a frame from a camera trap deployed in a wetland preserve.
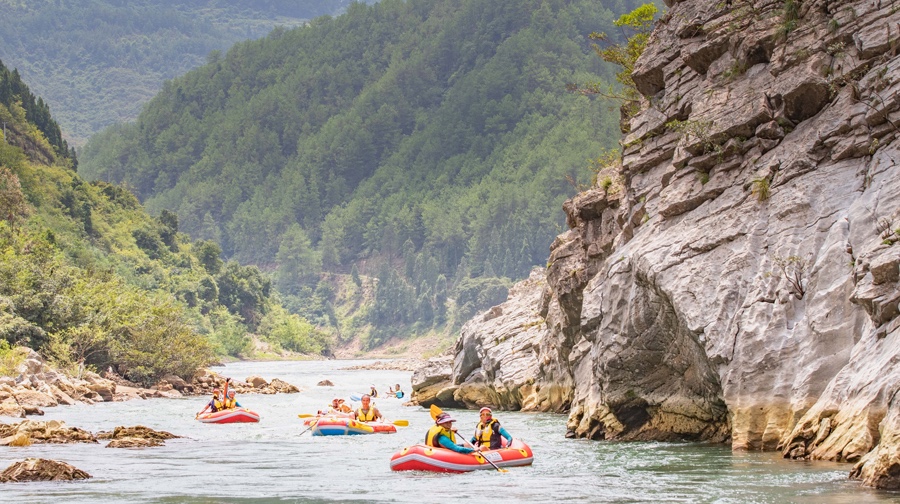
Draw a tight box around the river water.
[2,360,899,503]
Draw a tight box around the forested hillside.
[0,59,331,384]
[80,0,640,347]
[0,0,374,145]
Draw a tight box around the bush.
[258,305,332,355]
[0,341,27,377]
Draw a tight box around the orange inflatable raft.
[390,438,533,472]
[308,415,397,436]
[196,407,260,424]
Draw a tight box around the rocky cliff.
[412,0,900,489]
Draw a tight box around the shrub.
[751,176,771,201]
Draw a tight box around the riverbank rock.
[188,370,301,396]
[0,432,31,446]
[247,375,268,388]
[0,420,97,444]
[0,350,141,414]
[317,379,334,386]
[0,401,25,418]
[0,458,91,482]
[412,0,900,489]
[342,358,427,372]
[97,425,180,448]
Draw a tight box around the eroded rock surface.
[413,0,900,489]
[97,425,180,448]
[0,420,97,444]
[0,458,91,483]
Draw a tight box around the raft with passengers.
[195,378,260,423]
[390,405,532,472]
[299,395,407,436]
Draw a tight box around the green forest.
[80,0,639,348]
[0,58,331,383]
[0,0,375,145]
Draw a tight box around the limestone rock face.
[0,458,91,482]
[413,0,900,489]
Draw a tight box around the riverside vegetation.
[0,58,330,385]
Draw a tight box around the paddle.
[390,419,409,426]
[298,414,316,418]
[430,404,507,472]
[461,437,508,473]
[299,419,318,436]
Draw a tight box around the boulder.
[268,378,299,393]
[159,374,189,391]
[0,401,25,419]
[96,425,179,448]
[8,420,97,444]
[0,432,30,447]
[12,390,57,409]
[317,379,334,387]
[106,438,165,448]
[85,381,116,402]
[0,458,91,482]
[246,375,268,388]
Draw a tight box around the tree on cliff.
[569,3,659,125]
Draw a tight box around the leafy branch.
[567,3,659,124]
[772,255,809,299]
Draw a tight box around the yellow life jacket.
[357,407,376,422]
[212,397,225,412]
[224,397,237,409]
[474,418,500,448]
[425,425,456,448]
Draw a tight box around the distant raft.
[196,408,260,424]
[308,416,397,436]
[389,438,533,472]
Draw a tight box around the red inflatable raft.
[197,407,260,424]
[390,438,533,472]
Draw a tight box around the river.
[1,360,899,503]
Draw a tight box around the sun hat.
[435,412,456,424]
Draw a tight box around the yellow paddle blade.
[429,404,442,420]
[391,419,409,426]
[298,414,315,418]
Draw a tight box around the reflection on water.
[1,360,899,503]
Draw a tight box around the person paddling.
[470,407,513,450]
[426,412,478,454]
[393,383,404,399]
[197,388,224,416]
[352,394,383,422]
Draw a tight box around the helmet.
[479,407,492,415]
